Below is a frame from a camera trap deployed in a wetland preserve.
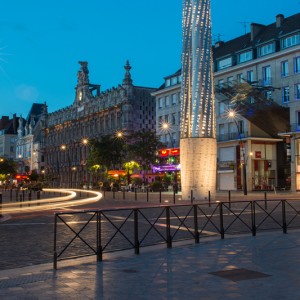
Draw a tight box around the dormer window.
[258,43,275,57]
[238,50,253,63]
[217,57,232,70]
[282,33,300,49]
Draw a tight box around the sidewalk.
[1,230,300,299]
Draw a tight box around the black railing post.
[146,188,149,202]
[193,204,199,244]
[15,190,18,202]
[113,188,115,199]
[10,189,12,201]
[159,188,162,203]
[166,207,172,248]
[53,213,58,269]
[135,188,137,201]
[173,189,176,204]
[122,188,125,200]
[0,193,2,218]
[251,201,256,236]
[282,200,287,234]
[97,211,103,261]
[219,202,225,239]
[208,191,211,207]
[191,190,193,204]
[264,192,267,210]
[134,209,140,254]
[228,191,231,209]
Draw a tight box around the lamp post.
[228,111,253,195]
[162,123,174,148]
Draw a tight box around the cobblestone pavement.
[0,230,300,299]
[0,190,300,271]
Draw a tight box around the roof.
[213,12,300,60]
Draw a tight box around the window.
[237,73,244,83]
[172,94,177,105]
[171,77,177,85]
[178,76,182,83]
[282,34,300,49]
[227,76,234,85]
[265,91,273,100]
[165,115,169,123]
[172,113,176,125]
[247,70,254,83]
[295,57,300,74]
[217,57,232,70]
[165,79,170,87]
[238,50,253,63]
[297,111,300,127]
[165,96,170,107]
[281,60,289,77]
[159,98,163,108]
[282,86,290,103]
[295,84,300,100]
[262,66,272,86]
[258,43,275,56]
[218,79,224,88]
[218,102,226,115]
[238,120,244,134]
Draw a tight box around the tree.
[123,160,140,184]
[0,158,16,178]
[128,131,164,183]
[87,135,126,173]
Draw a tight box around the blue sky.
[0,0,299,118]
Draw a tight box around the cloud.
[15,84,39,102]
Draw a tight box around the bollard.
[208,191,211,207]
[228,190,231,209]
[10,189,12,201]
[173,189,176,204]
[191,190,193,204]
[37,190,41,199]
[28,191,32,201]
[146,188,149,202]
[159,188,162,203]
[16,190,19,201]
[123,188,125,200]
[20,194,23,207]
[113,188,115,199]
[264,192,267,210]
[0,193,2,217]
[135,188,137,201]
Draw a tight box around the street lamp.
[228,110,252,195]
[161,122,174,148]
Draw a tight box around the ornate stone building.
[43,61,156,187]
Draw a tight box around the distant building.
[15,103,46,175]
[43,61,156,187]
[0,114,19,159]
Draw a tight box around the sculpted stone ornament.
[180,0,217,201]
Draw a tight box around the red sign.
[159,148,180,157]
[255,151,261,158]
[159,149,170,157]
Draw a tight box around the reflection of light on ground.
[1,188,102,214]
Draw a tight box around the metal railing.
[53,199,300,269]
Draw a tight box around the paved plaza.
[0,230,300,299]
[1,190,300,299]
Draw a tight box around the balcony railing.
[217,131,248,142]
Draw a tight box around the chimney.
[276,14,284,28]
[251,23,265,41]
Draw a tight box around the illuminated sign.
[159,148,180,157]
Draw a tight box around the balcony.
[217,132,248,142]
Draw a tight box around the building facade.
[153,11,300,192]
[214,12,300,192]
[0,115,19,160]
[43,61,156,188]
[15,103,46,176]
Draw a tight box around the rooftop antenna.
[239,22,250,35]
[213,33,223,44]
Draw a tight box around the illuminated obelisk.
[180,0,216,201]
